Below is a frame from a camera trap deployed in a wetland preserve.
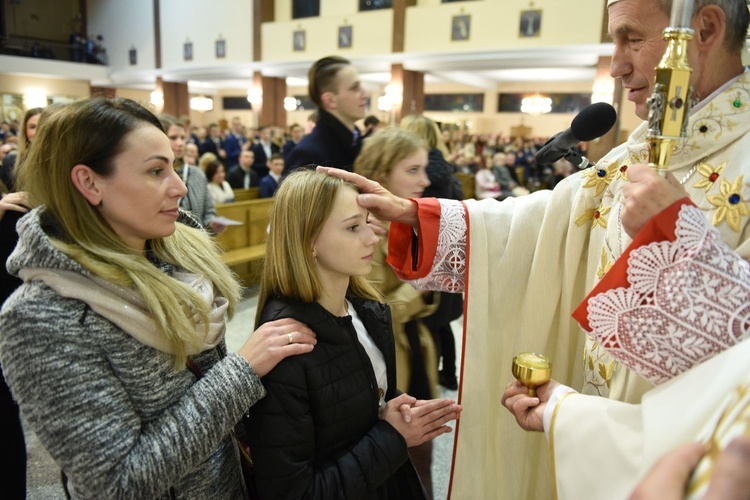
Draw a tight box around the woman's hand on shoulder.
[237,318,316,377]
[0,191,30,221]
[382,396,462,447]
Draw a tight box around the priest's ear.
[70,164,103,206]
[693,4,726,52]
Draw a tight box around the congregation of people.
[3,0,750,499]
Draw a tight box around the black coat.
[245,296,426,500]
[250,141,280,180]
[284,110,361,177]
[225,165,258,190]
[0,209,23,305]
[198,137,221,158]
[423,148,463,200]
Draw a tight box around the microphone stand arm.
[646,0,696,175]
[564,150,592,170]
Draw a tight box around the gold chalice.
[512,352,552,397]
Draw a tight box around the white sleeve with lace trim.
[407,199,468,293]
[585,204,750,385]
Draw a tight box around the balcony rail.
[0,35,107,65]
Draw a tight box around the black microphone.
[535,102,617,168]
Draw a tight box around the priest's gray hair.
[655,1,750,52]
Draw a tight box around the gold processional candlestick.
[646,0,696,175]
[511,352,551,397]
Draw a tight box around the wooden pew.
[455,172,475,200]
[215,198,274,286]
[232,187,260,202]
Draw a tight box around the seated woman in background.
[474,160,504,200]
[245,169,461,499]
[0,97,316,499]
[354,129,441,498]
[205,159,236,204]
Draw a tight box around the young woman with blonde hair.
[399,116,464,392]
[246,168,461,499]
[354,128,443,498]
[0,97,315,499]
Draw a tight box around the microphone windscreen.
[570,102,617,142]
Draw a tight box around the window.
[223,97,252,111]
[292,96,317,111]
[424,94,484,112]
[359,0,393,11]
[293,0,319,19]
[498,93,591,114]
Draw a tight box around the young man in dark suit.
[284,56,368,176]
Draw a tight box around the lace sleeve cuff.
[388,198,467,292]
[581,203,750,384]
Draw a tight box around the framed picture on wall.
[451,14,470,41]
[128,47,137,66]
[293,30,306,52]
[519,9,542,38]
[215,39,226,58]
[338,25,353,49]
[183,41,193,61]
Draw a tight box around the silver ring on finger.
[287,332,293,345]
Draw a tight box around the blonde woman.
[400,116,464,390]
[0,97,315,499]
[245,169,461,499]
[354,129,442,498]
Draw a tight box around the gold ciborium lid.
[512,352,552,397]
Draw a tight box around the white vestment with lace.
[397,72,750,499]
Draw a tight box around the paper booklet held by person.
[211,216,243,226]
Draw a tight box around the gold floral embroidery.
[728,92,746,112]
[582,164,617,196]
[575,204,611,229]
[597,361,615,388]
[615,163,629,181]
[695,121,712,137]
[694,161,726,191]
[583,340,615,397]
[596,247,613,280]
[707,176,749,232]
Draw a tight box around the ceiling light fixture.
[521,93,552,115]
[190,96,213,112]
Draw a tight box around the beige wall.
[159,0,253,72]
[321,0,359,18]
[262,10,393,61]
[0,74,90,98]
[405,0,605,53]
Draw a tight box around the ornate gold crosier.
[646,0,697,174]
